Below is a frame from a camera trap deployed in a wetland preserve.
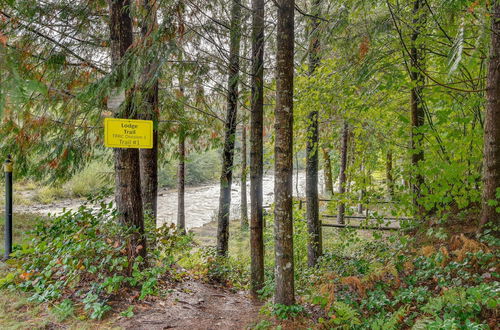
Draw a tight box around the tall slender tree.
[337,121,349,224]
[241,123,248,228]
[108,0,146,259]
[306,0,322,267]
[250,0,265,294]
[480,1,500,232]
[139,0,159,222]
[409,0,425,216]
[274,0,295,306]
[216,0,242,256]
[386,150,394,198]
[177,132,186,234]
[322,147,334,196]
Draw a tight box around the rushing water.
[18,170,325,230]
[157,170,325,229]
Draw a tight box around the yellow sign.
[104,118,153,149]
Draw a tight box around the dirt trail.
[119,280,262,330]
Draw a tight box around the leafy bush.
[33,185,70,204]
[1,199,193,319]
[63,160,113,197]
[261,302,306,320]
[158,149,221,188]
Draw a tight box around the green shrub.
[158,149,221,188]
[1,199,193,320]
[63,160,113,198]
[33,186,69,204]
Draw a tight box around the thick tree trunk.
[216,0,242,256]
[337,122,348,225]
[138,0,159,223]
[250,0,265,295]
[480,2,500,231]
[108,0,146,259]
[322,147,334,195]
[177,133,186,234]
[306,0,322,267]
[274,0,295,306]
[386,151,394,198]
[410,0,425,216]
[241,124,248,228]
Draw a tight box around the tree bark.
[138,0,159,223]
[306,0,322,267]
[358,162,365,214]
[216,0,242,256]
[386,150,394,198]
[322,147,334,195]
[337,121,348,225]
[274,0,295,306]
[241,124,248,228]
[480,2,500,232]
[410,0,425,216]
[177,133,186,234]
[108,0,146,259]
[250,0,265,295]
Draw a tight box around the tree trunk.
[480,2,500,232]
[322,147,334,195]
[306,0,322,267]
[250,0,265,295]
[386,150,394,198]
[337,121,348,225]
[177,133,186,234]
[241,124,248,228]
[358,162,365,214]
[410,0,425,216]
[274,0,295,306]
[138,0,159,223]
[216,0,242,256]
[108,0,146,260]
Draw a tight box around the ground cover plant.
[0,199,194,321]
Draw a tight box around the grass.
[0,213,41,257]
[0,285,120,329]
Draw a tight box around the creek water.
[18,170,326,230]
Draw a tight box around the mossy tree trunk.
[250,0,265,295]
[274,0,295,306]
[217,0,242,256]
[480,2,500,232]
[108,0,146,260]
[306,0,322,267]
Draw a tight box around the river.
[17,170,326,229]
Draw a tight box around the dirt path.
[119,280,263,330]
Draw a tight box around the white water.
[157,170,325,229]
[17,170,325,230]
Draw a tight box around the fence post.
[4,155,13,260]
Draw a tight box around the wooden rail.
[321,223,400,231]
[322,214,413,221]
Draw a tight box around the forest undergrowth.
[0,199,498,329]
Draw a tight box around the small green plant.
[252,319,273,330]
[120,306,135,318]
[51,299,74,321]
[262,302,305,320]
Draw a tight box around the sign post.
[4,155,12,260]
[104,118,153,149]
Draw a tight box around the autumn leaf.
[0,32,7,46]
